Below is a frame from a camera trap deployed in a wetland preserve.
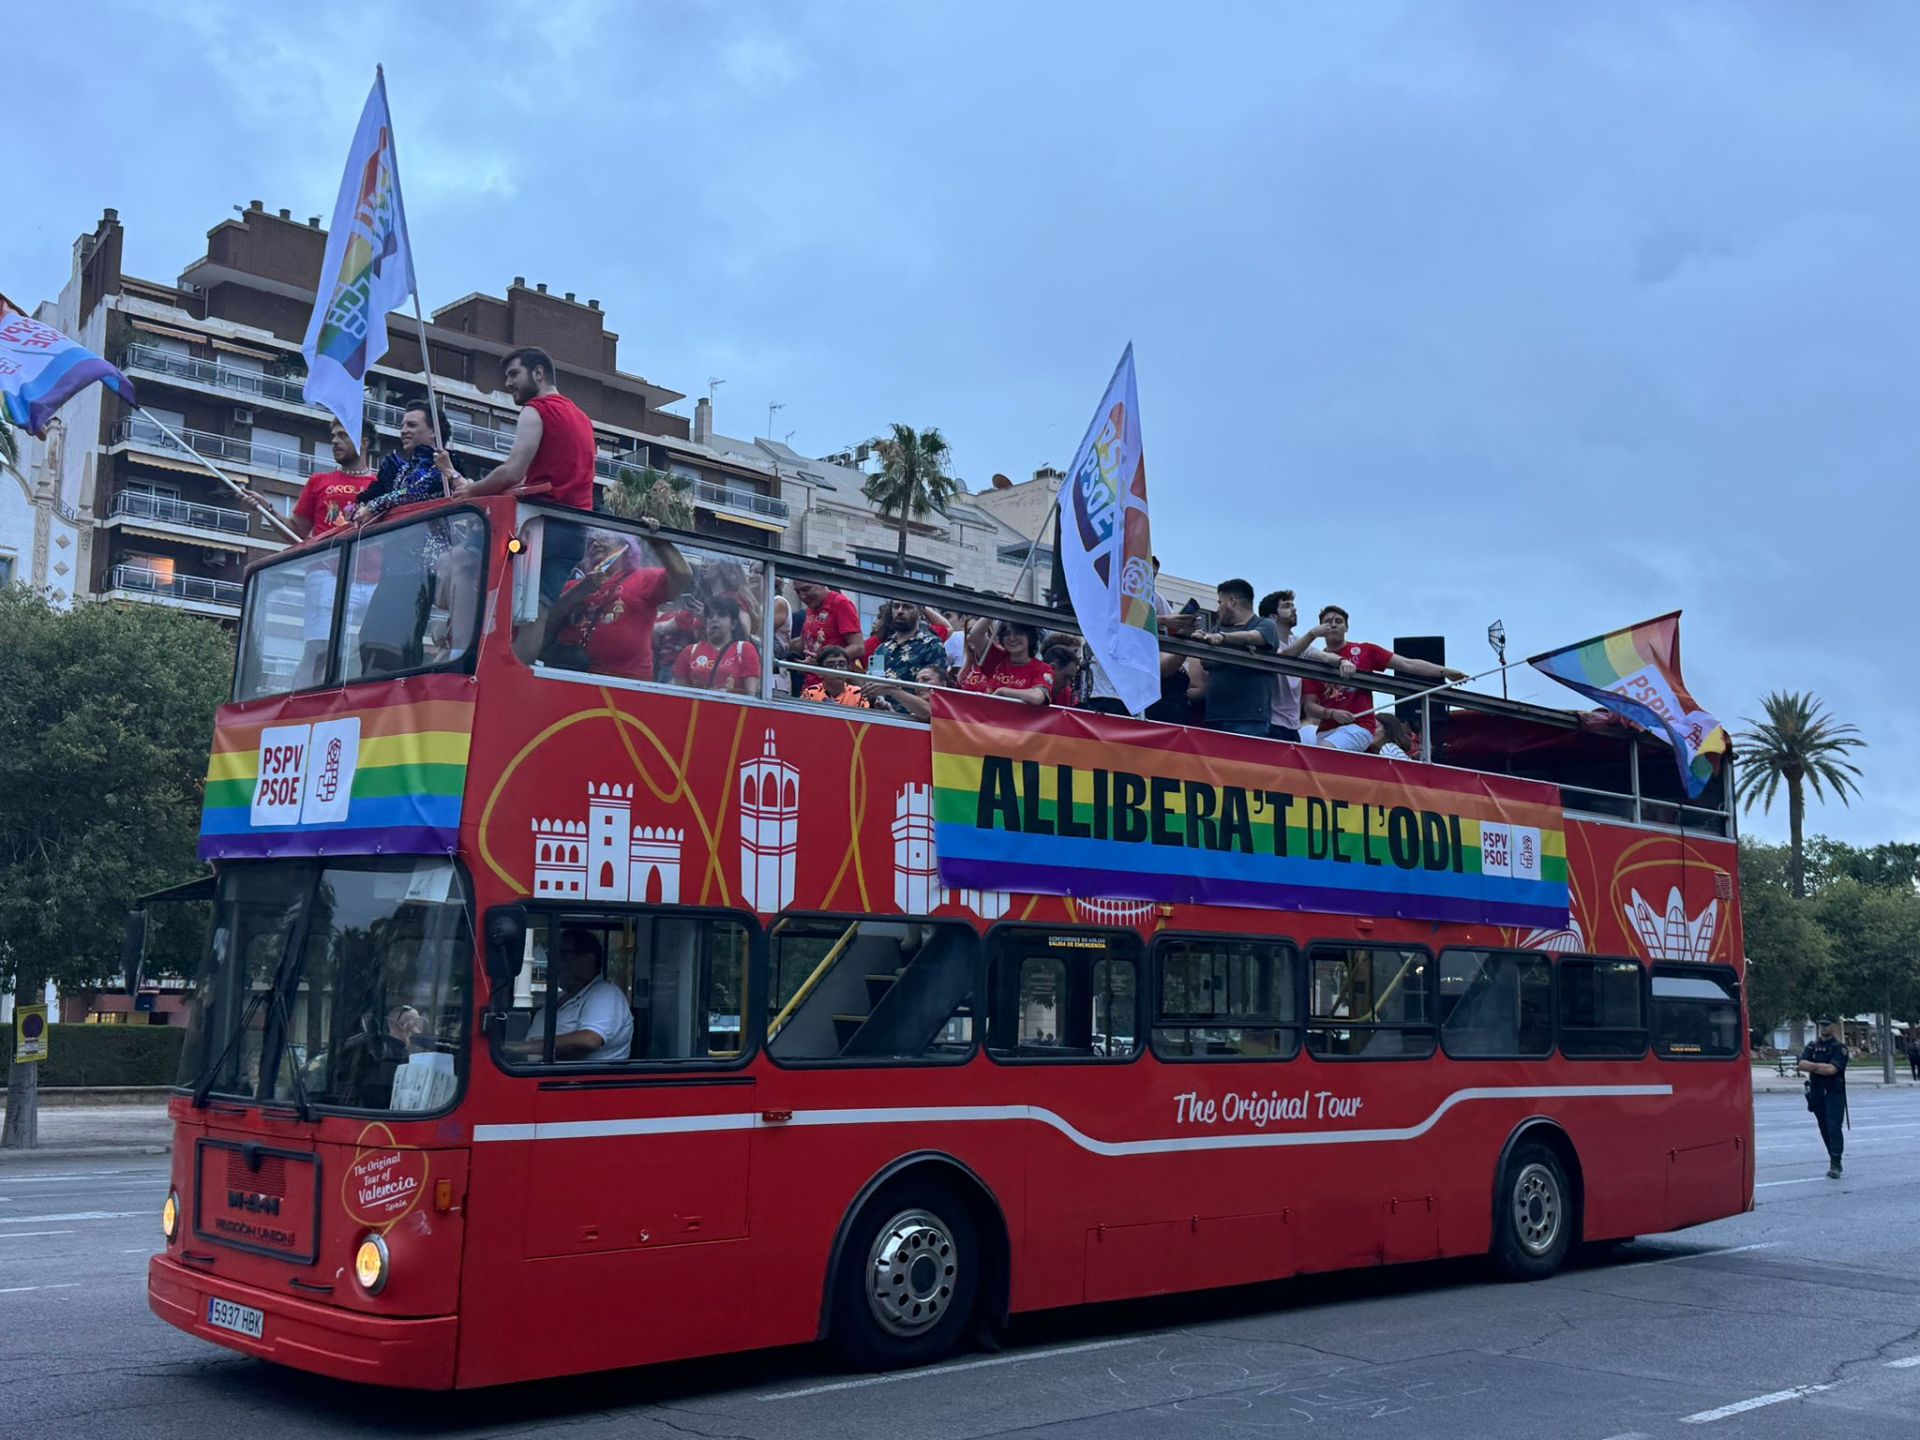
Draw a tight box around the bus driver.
[520,928,633,1062]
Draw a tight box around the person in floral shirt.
[866,601,951,713]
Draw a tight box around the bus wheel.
[1492,1142,1572,1280]
[832,1185,979,1371]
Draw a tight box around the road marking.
[1612,1242,1778,1271]
[1679,1384,1833,1422]
[0,1282,80,1296]
[1885,1356,1920,1369]
[1755,1178,1823,1188]
[757,1336,1147,1400]
[0,1230,76,1239]
[0,1211,145,1226]
[1598,1432,1654,1439]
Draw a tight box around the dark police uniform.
[1801,1033,1849,1173]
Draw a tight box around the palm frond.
[1733,690,1866,814]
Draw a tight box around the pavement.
[0,1103,173,1162]
[2,1086,1918,1438]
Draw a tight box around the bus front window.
[343,512,487,683]
[177,859,472,1115]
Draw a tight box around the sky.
[7,1,1913,846]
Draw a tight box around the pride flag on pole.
[1056,344,1159,714]
[302,68,418,442]
[0,296,136,438]
[1528,612,1729,797]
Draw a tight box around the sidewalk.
[0,1102,172,1163]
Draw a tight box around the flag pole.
[375,64,451,497]
[1352,661,1515,722]
[134,407,299,542]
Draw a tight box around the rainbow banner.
[931,694,1569,928]
[199,676,472,860]
[301,67,417,443]
[0,297,136,438]
[1528,612,1728,798]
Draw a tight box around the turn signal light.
[353,1234,391,1295]
[505,534,525,555]
[161,1190,179,1242]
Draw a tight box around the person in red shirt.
[291,420,375,539]
[795,581,863,659]
[671,596,761,696]
[460,346,598,610]
[542,529,691,680]
[961,618,1054,706]
[1302,605,1466,751]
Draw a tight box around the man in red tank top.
[462,345,609,604]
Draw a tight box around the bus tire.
[1491,1141,1573,1280]
[829,1181,979,1371]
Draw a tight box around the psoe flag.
[1057,344,1158,714]
[302,68,418,442]
[0,297,136,438]
[1528,611,1730,798]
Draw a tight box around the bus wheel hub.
[866,1209,958,1337]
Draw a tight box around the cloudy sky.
[7,2,1912,846]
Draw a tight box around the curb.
[0,1141,171,1166]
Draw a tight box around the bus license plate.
[207,1297,264,1339]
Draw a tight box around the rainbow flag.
[301,67,418,443]
[930,694,1569,929]
[1528,612,1728,798]
[199,676,472,860]
[0,297,136,438]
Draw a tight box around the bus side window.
[1438,948,1553,1059]
[986,929,1141,1062]
[1152,936,1299,1061]
[766,916,978,1065]
[1557,957,1648,1059]
[1650,965,1742,1059]
[1305,944,1436,1060]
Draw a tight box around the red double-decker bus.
[148,496,1750,1389]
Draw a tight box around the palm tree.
[602,462,693,530]
[865,424,960,571]
[1735,691,1865,898]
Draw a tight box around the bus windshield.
[176,858,472,1115]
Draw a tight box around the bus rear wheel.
[831,1184,979,1371]
[1491,1142,1573,1280]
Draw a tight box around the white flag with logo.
[301,68,419,441]
[1057,344,1158,713]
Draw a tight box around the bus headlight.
[353,1233,391,1295]
[162,1189,179,1242]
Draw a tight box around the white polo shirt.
[531,976,633,1061]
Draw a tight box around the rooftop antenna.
[1487,619,1508,699]
[784,429,796,446]
[768,400,784,438]
[707,377,725,404]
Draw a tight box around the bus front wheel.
[830,1183,980,1371]
[1491,1141,1573,1280]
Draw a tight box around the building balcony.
[367,399,517,456]
[106,489,252,535]
[113,416,321,480]
[595,453,791,523]
[119,343,313,411]
[106,563,243,613]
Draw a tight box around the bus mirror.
[484,905,528,995]
[121,908,149,995]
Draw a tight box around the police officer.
[1797,1016,1849,1179]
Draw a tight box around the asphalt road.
[3,1088,1917,1439]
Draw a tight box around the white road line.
[1755,1178,1824,1188]
[1885,1356,1920,1369]
[757,1336,1147,1400]
[1597,1432,1654,1440]
[0,1282,80,1296]
[1612,1242,1778,1271]
[1679,1384,1832,1423]
[0,1211,144,1226]
[0,1230,77,1239]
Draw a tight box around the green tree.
[1740,882,1831,1036]
[1804,837,1920,893]
[1811,878,1920,1080]
[0,590,233,1147]
[602,463,693,530]
[865,424,959,571]
[1734,692,1865,899]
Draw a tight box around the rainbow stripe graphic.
[0,300,137,438]
[199,676,472,860]
[1529,612,1728,798]
[931,695,1569,929]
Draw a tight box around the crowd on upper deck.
[282,345,1466,757]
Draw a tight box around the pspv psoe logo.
[251,718,361,827]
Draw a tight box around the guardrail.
[119,343,309,407]
[109,563,243,607]
[594,453,791,520]
[114,416,321,480]
[108,489,251,535]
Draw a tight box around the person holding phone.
[538,526,691,680]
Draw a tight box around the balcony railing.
[594,453,791,521]
[119,343,310,408]
[114,416,321,479]
[109,564,243,608]
[108,489,252,535]
[366,399,517,454]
